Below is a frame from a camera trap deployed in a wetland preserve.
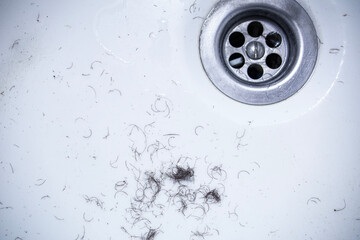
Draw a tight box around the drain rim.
[199,0,318,105]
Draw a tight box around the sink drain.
[199,0,318,105]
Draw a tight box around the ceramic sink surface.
[0,0,359,239]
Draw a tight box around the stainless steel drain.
[199,0,318,105]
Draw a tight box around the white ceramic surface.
[0,0,359,239]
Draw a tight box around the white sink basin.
[0,0,359,239]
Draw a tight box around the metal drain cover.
[199,0,318,105]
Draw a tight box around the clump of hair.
[204,189,221,203]
[168,166,194,182]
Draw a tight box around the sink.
[0,0,359,239]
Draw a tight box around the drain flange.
[199,0,318,105]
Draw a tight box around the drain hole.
[247,21,263,38]
[266,53,282,69]
[266,32,282,48]
[247,64,263,79]
[229,53,245,69]
[229,32,245,48]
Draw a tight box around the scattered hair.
[83,195,104,209]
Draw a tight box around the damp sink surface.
[0,0,360,239]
